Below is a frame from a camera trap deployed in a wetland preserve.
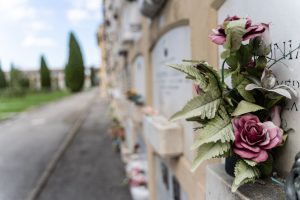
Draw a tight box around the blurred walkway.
[37,98,132,200]
[0,89,97,200]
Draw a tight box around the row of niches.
[106,25,194,200]
[103,0,167,45]
[111,25,195,161]
[106,0,300,198]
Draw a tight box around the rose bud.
[261,69,276,89]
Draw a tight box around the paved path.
[37,98,132,200]
[0,89,96,200]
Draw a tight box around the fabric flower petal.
[240,142,261,153]
[233,148,258,159]
[252,150,268,163]
[209,34,226,45]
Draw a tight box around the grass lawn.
[0,90,70,120]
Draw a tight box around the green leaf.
[237,44,252,67]
[168,63,208,90]
[232,160,260,192]
[224,96,234,107]
[192,107,234,149]
[232,72,255,102]
[256,56,267,70]
[224,26,246,52]
[265,94,284,109]
[221,50,231,59]
[251,37,271,56]
[237,81,255,102]
[226,55,238,69]
[197,62,222,88]
[258,154,273,176]
[222,68,235,79]
[243,159,257,167]
[225,19,247,29]
[170,94,221,121]
[191,142,231,171]
[185,75,195,80]
[170,63,222,121]
[232,100,265,116]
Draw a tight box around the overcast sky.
[0,0,103,71]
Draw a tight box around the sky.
[0,0,103,71]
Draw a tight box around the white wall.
[219,0,300,175]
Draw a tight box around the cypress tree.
[65,32,85,92]
[90,67,97,87]
[40,55,51,89]
[0,61,7,88]
[10,63,21,88]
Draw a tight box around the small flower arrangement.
[126,89,144,106]
[169,16,298,191]
[142,106,158,116]
[125,160,148,188]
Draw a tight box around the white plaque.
[151,26,193,117]
[219,0,300,175]
[151,26,194,161]
[133,55,146,99]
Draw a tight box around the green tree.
[90,67,98,87]
[19,76,30,89]
[10,63,22,88]
[0,61,7,88]
[9,63,28,97]
[40,55,51,89]
[65,32,85,92]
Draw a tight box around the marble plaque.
[151,26,193,118]
[133,55,146,99]
[151,26,194,161]
[219,0,300,175]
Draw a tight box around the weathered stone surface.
[143,115,183,157]
[206,164,285,200]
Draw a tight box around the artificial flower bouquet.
[169,16,298,191]
[125,159,148,187]
[126,89,144,106]
[142,106,158,116]
[109,116,125,152]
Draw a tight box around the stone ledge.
[206,164,285,200]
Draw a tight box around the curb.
[26,92,97,200]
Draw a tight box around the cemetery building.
[12,68,99,90]
[23,68,65,90]
[101,0,299,199]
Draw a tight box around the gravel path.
[0,89,96,200]
[37,98,132,200]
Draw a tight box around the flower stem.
[221,59,227,84]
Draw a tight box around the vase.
[225,156,238,177]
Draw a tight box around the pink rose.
[232,114,283,163]
[209,16,266,45]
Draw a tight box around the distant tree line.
[0,31,98,96]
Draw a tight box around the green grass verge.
[0,90,70,120]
